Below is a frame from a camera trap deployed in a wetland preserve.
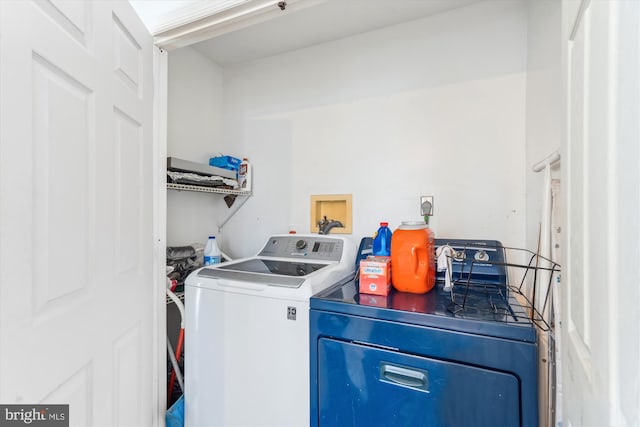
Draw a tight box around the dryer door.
[317,338,520,427]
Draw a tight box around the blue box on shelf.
[209,155,241,171]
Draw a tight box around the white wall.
[166,47,226,247]
[525,0,563,253]
[215,0,530,257]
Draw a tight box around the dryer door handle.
[380,363,429,392]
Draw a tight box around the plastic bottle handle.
[411,246,418,276]
[411,244,427,278]
[416,245,427,278]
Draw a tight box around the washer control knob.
[296,239,307,250]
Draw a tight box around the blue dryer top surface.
[311,280,536,343]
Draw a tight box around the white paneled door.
[0,1,156,426]
[564,0,640,426]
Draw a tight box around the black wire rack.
[440,243,561,332]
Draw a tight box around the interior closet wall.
[216,0,530,258]
[166,47,227,247]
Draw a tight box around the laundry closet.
[161,0,562,424]
[2,0,635,425]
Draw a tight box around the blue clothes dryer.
[309,239,538,427]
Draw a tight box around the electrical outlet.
[420,196,434,216]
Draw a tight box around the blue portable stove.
[309,238,538,427]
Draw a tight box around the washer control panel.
[258,235,345,262]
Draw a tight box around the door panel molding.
[563,0,640,425]
[0,1,156,424]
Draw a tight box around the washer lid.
[197,259,330,288]
[218,258,328,276]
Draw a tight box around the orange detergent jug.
[390,221,436,294]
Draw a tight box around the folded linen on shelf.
[167,171,238,189]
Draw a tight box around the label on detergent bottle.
[204,255,221,266]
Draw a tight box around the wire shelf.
[167,182,251,196]
[441,243,561,332]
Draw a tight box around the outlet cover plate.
[420,196,434,216]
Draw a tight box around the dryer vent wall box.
[310,194,352,234]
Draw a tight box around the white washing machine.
[184,234,356,427]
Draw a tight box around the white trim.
[532,149,561,172]
[606,2,621,421]
[569,0,591,41]
[153,0,326,51]
[153,45,169,423]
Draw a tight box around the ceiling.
[129,0,202,32]
[130,0,484,67]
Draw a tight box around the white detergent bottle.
[204,236,222,265]
[238,157,252,192]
